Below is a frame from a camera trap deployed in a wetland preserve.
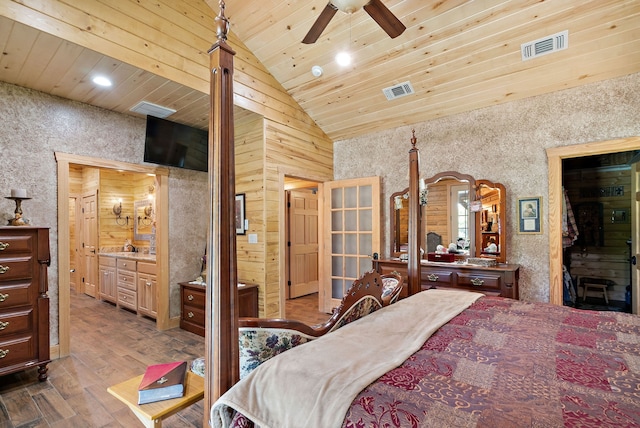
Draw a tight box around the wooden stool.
[580,277,614,304]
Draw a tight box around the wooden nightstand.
[108,371,204,428]
[179,282,258,336]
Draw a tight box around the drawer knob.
[0,321,8,330]
[0,266,9,275]
[187,294,194,301]
[427,274,439,282]
[188,311,194,318]
[0,293,8,302]
[0,349,8,359]
[0,242,9,251]
[145,281,151,287]
[470,278,484,286]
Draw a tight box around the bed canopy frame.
[203,1,424,421]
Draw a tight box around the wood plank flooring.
[0,291,327,427]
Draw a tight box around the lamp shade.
[332,0,369,13]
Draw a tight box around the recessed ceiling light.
[92,76,112,87]
[335,51,351,67]
[311,65,323,77]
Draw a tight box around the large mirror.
[134,199,155,241]
[474,180,507,263]
[390,171,476,258]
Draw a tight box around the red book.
[138,361,187,404]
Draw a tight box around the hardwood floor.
[0,290,327,427]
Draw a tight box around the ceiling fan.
[302,0,406,44]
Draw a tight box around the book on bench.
[138,361,187,405]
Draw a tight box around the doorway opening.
[547,136,640,315]
[561,151,637,312]
[56,152,169,357]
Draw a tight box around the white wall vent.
[521,30,568,61]
[130,101,176,118]
[382,81,415,101]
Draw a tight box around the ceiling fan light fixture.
[333,0,369,14]
[335,51,352,67]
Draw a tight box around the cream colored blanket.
[210,289,482,428]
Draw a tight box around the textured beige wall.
[0,82,208,343]
[333,72,640,303]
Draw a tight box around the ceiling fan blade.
[302,3,339,44]
[363,0,406,39]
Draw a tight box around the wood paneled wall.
[564,167,632,301]
[3,0,334,318]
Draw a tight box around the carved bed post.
[205,0,239,422]
[407,131,422,295]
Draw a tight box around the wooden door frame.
[279,170,326,318]
[546,136,640,307]
[55,152,169,357]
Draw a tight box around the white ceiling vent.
[521,30,568,61]
[130,101,176,118]
[382,81,415,101]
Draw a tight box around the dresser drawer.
[116,258,136,272]
[0,235,35,255]
[0,308,33,336]
[0,257,33,281]
[0,281,33,309]
[457,272,502,292]
[118,288,137,311]
[421,269,454,287]
[117,270,136,291]
[0,335,36,368]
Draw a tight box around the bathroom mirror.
[390,171,476,258]
[474,180,507,263]
[134,199,154,241]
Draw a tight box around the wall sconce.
[138,204,153,226]
[113,200,128,226]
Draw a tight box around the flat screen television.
[143,116,208,172]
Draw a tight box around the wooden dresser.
[373,258,520,299]
[0,227,51,381]
[179,282,259,337]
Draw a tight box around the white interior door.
[320,177,380,313]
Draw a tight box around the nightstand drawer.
[182,306,205,326]
[182,287,205,308]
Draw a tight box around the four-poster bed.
[205,4,640,427]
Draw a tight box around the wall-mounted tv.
[143,116,208,172]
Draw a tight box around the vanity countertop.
[99,252,156,262]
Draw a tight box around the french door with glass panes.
[319,177,380,313]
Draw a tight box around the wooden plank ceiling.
[1,0,638,141]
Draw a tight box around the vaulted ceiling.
[1,1,638,141]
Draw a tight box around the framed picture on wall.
[517,196,542,234]
[235,193,246,235]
